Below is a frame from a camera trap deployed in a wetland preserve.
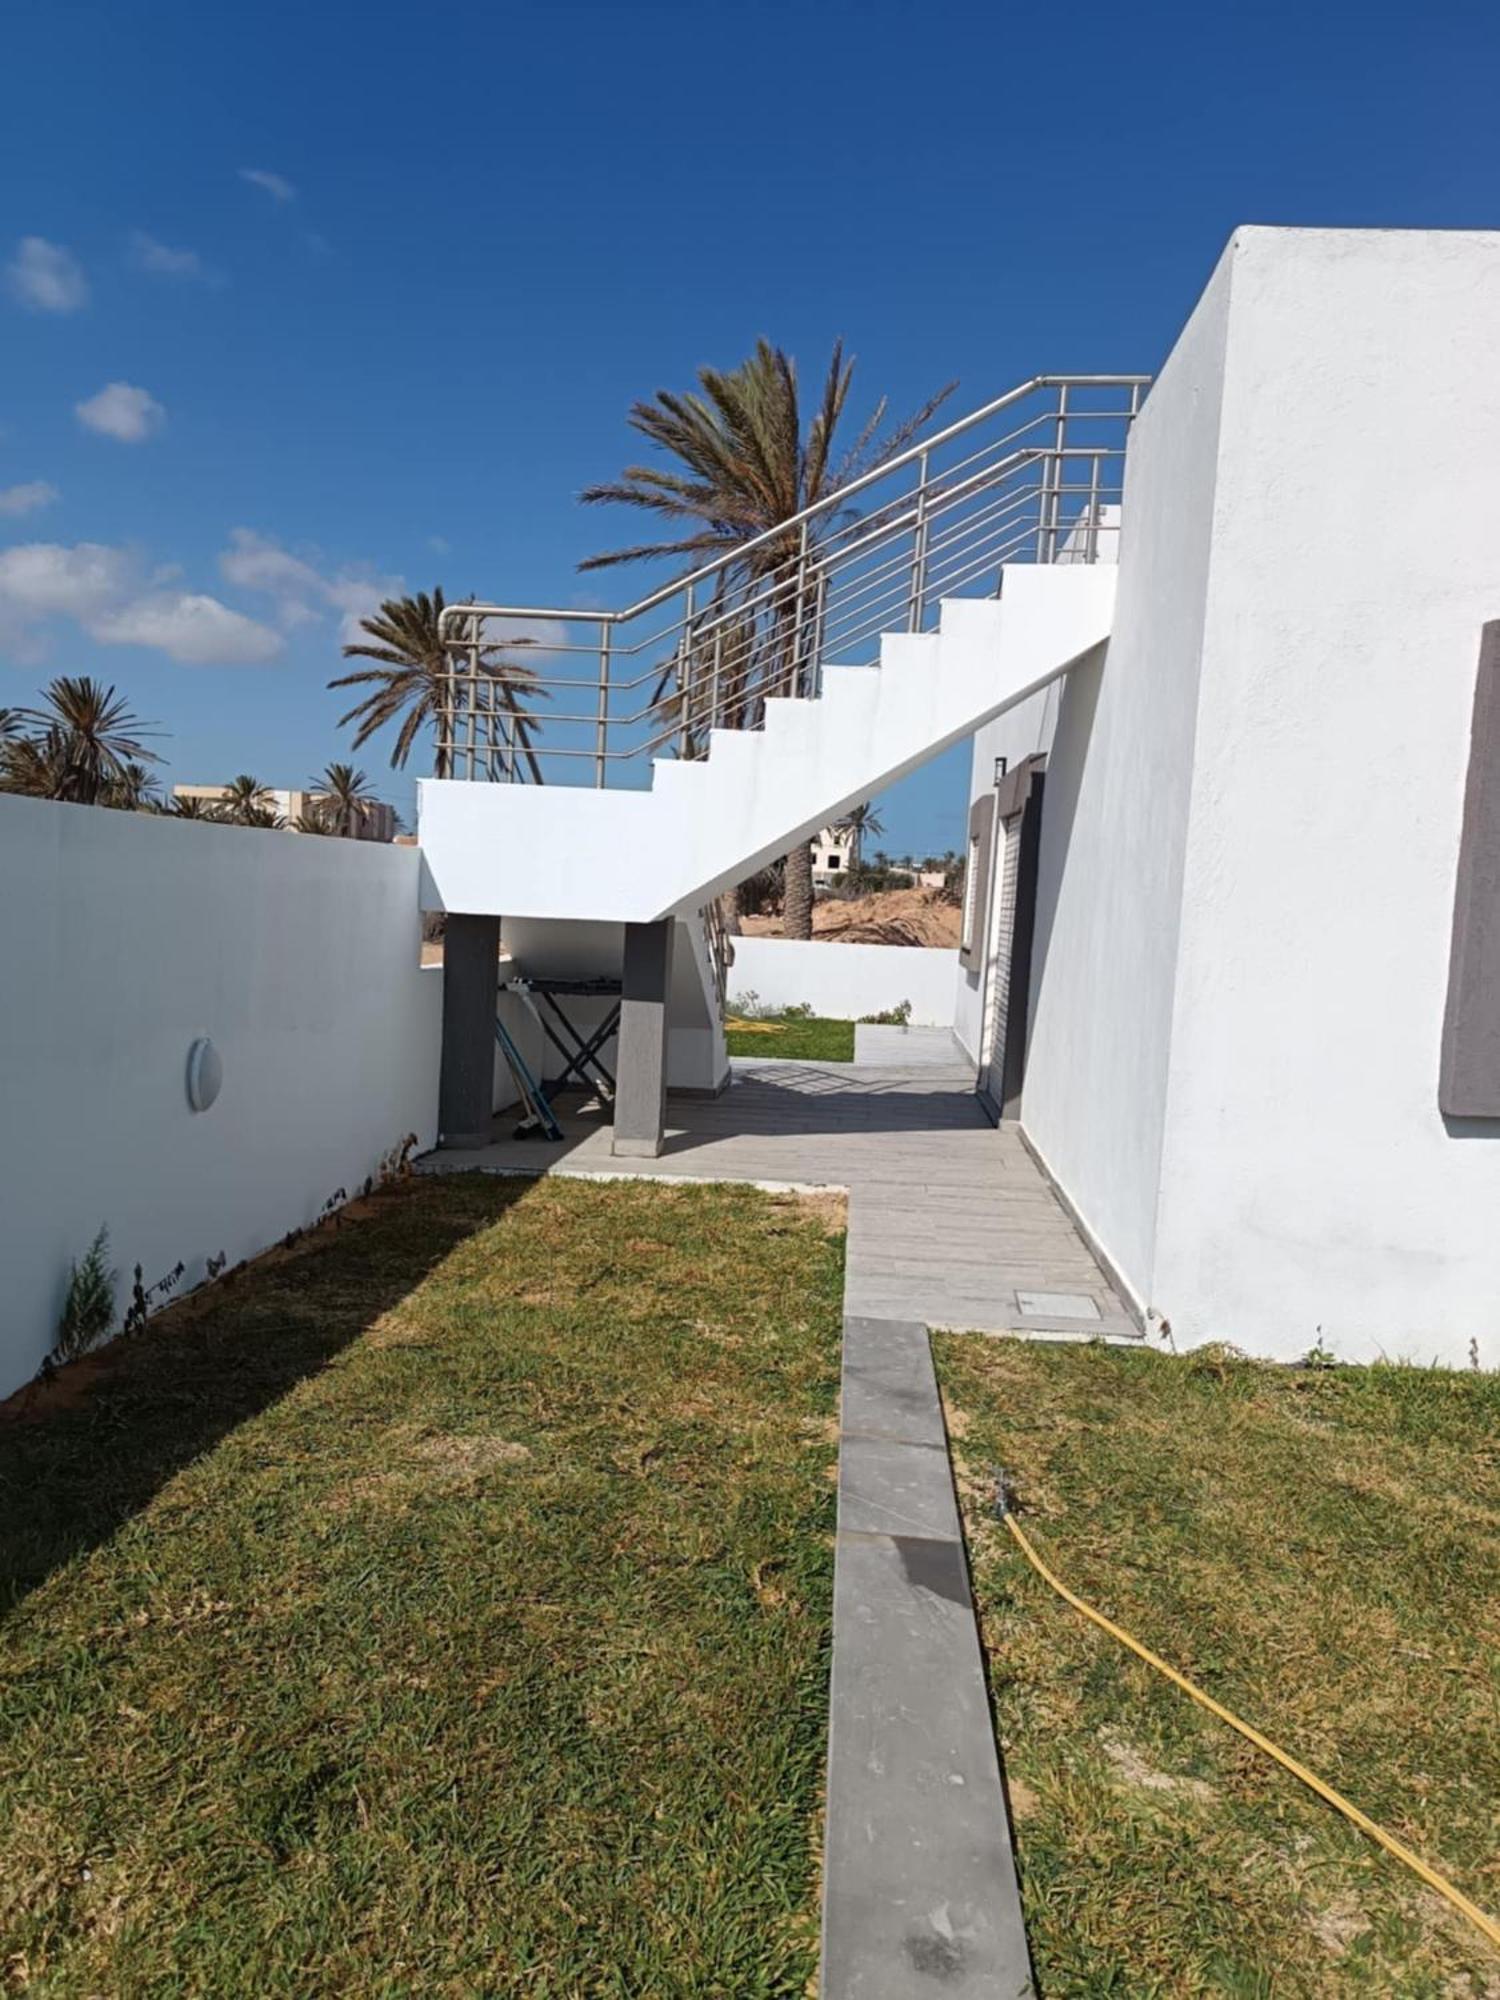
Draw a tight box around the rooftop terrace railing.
[436,373,1149,787]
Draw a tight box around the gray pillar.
[438,913,499,1148]
[612,918,674,1158]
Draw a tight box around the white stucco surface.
[966,227,1500,1366]
[1149,227,1500,1365]
[728,937,959,1026]
[0,798,442,1398]
[418,566,1116,924]
[998,246,1234,1305]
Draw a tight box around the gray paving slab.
[853,1023,969,1066]
[822,1316,1034,1998]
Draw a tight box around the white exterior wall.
[729,938,959,1026]
[1000,249,1234,1301]
[0,798,442,1398]
[1150,228,1500,1365]
[991,227,1500,1367]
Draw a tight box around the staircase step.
[816,664,881,718]
[649,756,711,798]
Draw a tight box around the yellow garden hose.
[992,1475,1500,1954]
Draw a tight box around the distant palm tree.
[305,761,375,837]
[214,775,281,828]
[0,733,58,798]
[170,794,215,820]
[835,800,885,872]
[330,588,546,783]
[104,761,164,812]
[4,677,159,805]
[581,339,952,938]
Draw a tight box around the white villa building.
[4,224,1499,1394]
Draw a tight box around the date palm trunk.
[782,840,814,939]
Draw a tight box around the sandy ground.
[741,887,960,947]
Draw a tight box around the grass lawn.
[0,1175,844,1997]
[725,1013,855,1061]
[934,1336,1500,1998]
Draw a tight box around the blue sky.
[2,0,1495,848]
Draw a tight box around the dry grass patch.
[933,1335,1500,1998]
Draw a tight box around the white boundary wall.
[0,798,442,1398]
[728,937,959,1025]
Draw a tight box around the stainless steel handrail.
[435,373,1148,784]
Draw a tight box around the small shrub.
[55,1227,116,1364]
[859,1000,912,1026]
[781,1001,814,1020]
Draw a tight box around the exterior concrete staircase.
[418,564,1116,925]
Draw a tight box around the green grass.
[0,1175,845,1997]
[725,1013,855,1061]
[932,1336,1500,1998]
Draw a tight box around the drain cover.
[1016,1291,1100,1321]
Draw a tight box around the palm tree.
[214,775,281,828]
[310,761,377,837]
[0,732,58,797]
[580,339,952,938]
[835,800,885,873]
[170,794,215,820]
[104,761,164,812]
[6,677,159,805]
[330,588,546,783]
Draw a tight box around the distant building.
[809,826,848,878]
[171,785,398,842]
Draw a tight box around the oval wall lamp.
[186,1037,223,1113]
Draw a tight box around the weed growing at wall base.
[52,1226,114,1366]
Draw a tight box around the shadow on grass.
[0,1176,530,1619]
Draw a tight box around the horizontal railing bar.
[439,377,1147,637]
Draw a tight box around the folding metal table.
[505,977,622,1102]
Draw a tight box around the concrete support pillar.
[438,913,499,1148]
[612,918,675,1158]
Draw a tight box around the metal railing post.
[1086,451,1102,563]
[467,630,480,781]
[710,623,724,733]
[1045,384,1069,563]
[679,581,696,758]
[595,622,611,788]
[909,448,931,631]
[794,519,813,697]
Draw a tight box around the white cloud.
[75,382,166,444]
[239,167,296,203]
[0,540,282,667]
[0,481,59,518]
[127,231,222,285]
[91,592,280,665]
[7,237,88,312]
[219,527,400,643]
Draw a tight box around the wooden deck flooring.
[421,1047,1138,1341]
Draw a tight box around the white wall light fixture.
[186,1037,223,1112]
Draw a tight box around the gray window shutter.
[960,792,995,971]
[1441,622,1500,1116]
